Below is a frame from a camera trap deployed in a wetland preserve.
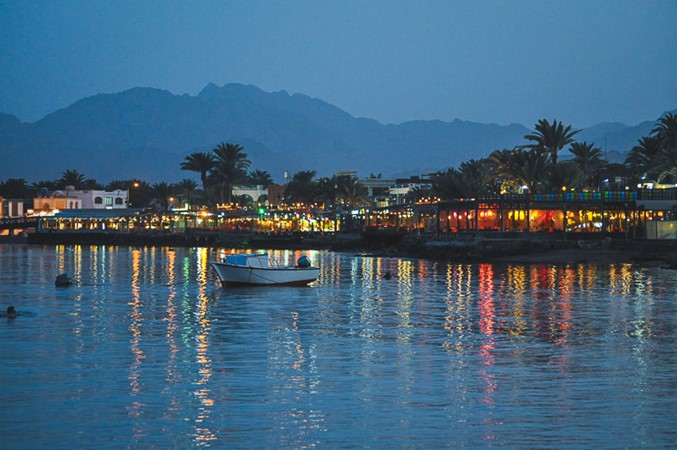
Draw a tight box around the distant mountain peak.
[197,82,221,97]
[0,113,22,126]
[198,82,266,98]
[0,82,671,184]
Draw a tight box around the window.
[94,197,103,205]
[105,197,113,207]
[115,198,124,205]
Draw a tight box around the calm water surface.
[1,244,676,448]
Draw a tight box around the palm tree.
[32,180,59,193]
[234,194,254,207]
[651,112,677,153]
[624,135,663,180]
[485,149,517,193]
[284,170,317,204]
[335,175,368,207]
[524,119,580,166]
[655,144,677,183]
[485,148,548,193]
[249,170,273,187]
[431,168,464,200]
[458,159,495,195]
[151,182,175,212]
[82,178,103,190]
[314,176,338,207]
[547,161,584,192]
[59,169,87,189]
[657,162,677,184]
[505,149,550,193]
[181,152,215,194]
[427,160,491,198]
[651,113,677,183]
[209,143,251,204]
[176,178,198,207]
[105,180,128,190]
[568,141,605,189]
[0,178,30,199]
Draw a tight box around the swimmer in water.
[2,306,36,318]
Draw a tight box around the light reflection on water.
[0,244,676,448]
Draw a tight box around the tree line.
[1,114,675,209]
[179,143,370,208]
[413,113,676,202]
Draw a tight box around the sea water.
[0,244,676,448]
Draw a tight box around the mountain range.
[0,83,671,183]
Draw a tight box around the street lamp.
[128,181,141,207]
[561,186,567,238]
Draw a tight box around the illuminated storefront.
[436,189,676,238]
[33,189,677,240]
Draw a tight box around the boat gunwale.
[210,261,319,272]
[218,278,318,287]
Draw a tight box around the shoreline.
[337,235,677,267]
[9,231,677,267]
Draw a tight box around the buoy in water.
[55,273,72,287]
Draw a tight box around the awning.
[50,208,146,219]
[636,200,677,210]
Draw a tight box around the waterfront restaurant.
[37,205,342,235]
[362,189,677,239]
[435,189,676,238]
[39,209,150,232]
[34,189,677,240]
[250,207,340,234]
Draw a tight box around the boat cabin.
[224,253,271,268]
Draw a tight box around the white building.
[33,187,128,213]
[0,198,25,218]
[357,177,395,206]
[71,188,128,209]
[389,176,432,205]
[232,185,268,204]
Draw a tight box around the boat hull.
[210,261,319,287]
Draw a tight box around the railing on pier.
[0,217,39,231]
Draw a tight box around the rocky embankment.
[18,229,677,267]
[333,235,677,266]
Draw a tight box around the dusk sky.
[1,0,676,128]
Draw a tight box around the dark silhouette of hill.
[0,83,668,182]
[576,121,653,163]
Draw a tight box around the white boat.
[210,252,320,287]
